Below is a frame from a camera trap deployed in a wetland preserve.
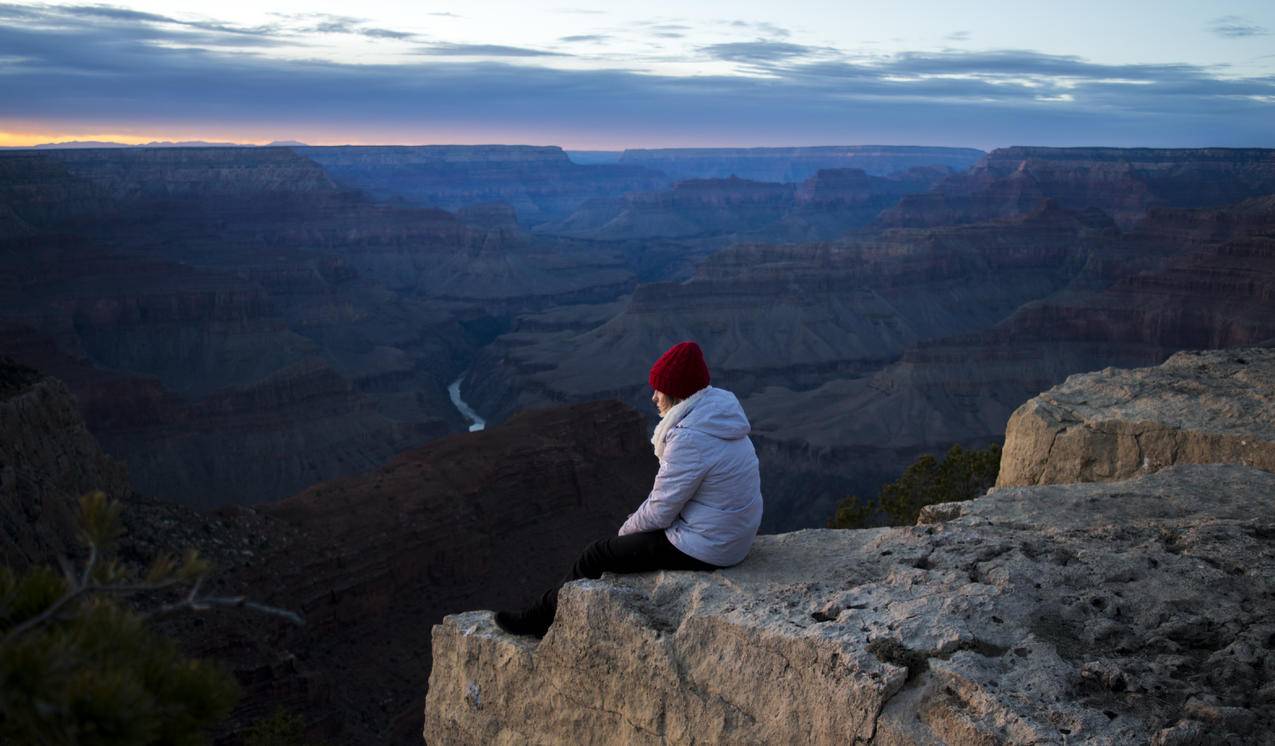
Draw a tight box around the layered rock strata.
[299,145,668,225]
[999,348,1275,487]
[543,168,949,242]
[0,358,129,567]
[882,147,1275,229]
[0,146,647,507]
[616,146,985,183]
[466,204,1107,430]
[740,195,1275,528]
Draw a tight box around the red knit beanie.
[649,341,710,400]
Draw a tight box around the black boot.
[494,606,551,638]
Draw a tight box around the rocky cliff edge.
[997,348,1275,488]
[425,349,1275,744]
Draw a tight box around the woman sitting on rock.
[495,341,764,638]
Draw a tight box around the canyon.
[4,142,1275,743]
[0,146,651,506]
[0,143,1010,512]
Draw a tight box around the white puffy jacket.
[618,386,763,567]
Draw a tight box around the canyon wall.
[426,348,1275,745]
[299,145,669,225]
[742,192,1275,525]
[616,146,985,182]
[542,168,949,242]
[10,145,1271,515]
[468,203,1109,423]
[466,177,1275,530]
[0,146,647,507]
[883,147,1275,229]
[465,204,1121,528]
[0,358,129,567]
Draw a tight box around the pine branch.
[146,593,305,626]
[1,571,186,646]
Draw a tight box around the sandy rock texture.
[426,464,1275,744]
[998,348,1275,488]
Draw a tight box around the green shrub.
[0,491,240,745]
[828,443,1002,529]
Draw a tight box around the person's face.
[651,389,674,416]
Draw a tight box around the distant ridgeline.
[616,145,987,182]
[297,144,987,224]
[297,144,669,225]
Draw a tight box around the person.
[494,340,764,638]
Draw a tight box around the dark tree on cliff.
[0,491,298,745]
[829,443,1002,529]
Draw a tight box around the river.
[448,376,486,432]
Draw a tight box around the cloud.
[1,5,1272,149]
[270,12,418,40]
[878,49,1205,82]
[560,34,610,43]
[0,2,287,47]
[1210,15,1268,38]
[700,40,819,63]
[945,31,971,42]
[56,3,282,38]
[361,28,415,40]
[57,5,179,24]
[728,20,791,38]
[419,43,565,57]
[301,15,363,34]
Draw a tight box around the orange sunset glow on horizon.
[0,129,269,148]
[0,126,818,152]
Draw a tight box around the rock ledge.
[426,465,1275,744]
[998,347,1275,487]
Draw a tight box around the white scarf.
[651,386,712,460]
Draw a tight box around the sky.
[1,1,1273,149]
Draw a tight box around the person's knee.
[575,538,611,577]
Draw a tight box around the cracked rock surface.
[425,464,1275,744]
[997,347,1275,488]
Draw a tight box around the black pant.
[531,530,721,621]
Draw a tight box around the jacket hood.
[676,386,751,440]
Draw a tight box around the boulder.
[998,348,1275,487]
